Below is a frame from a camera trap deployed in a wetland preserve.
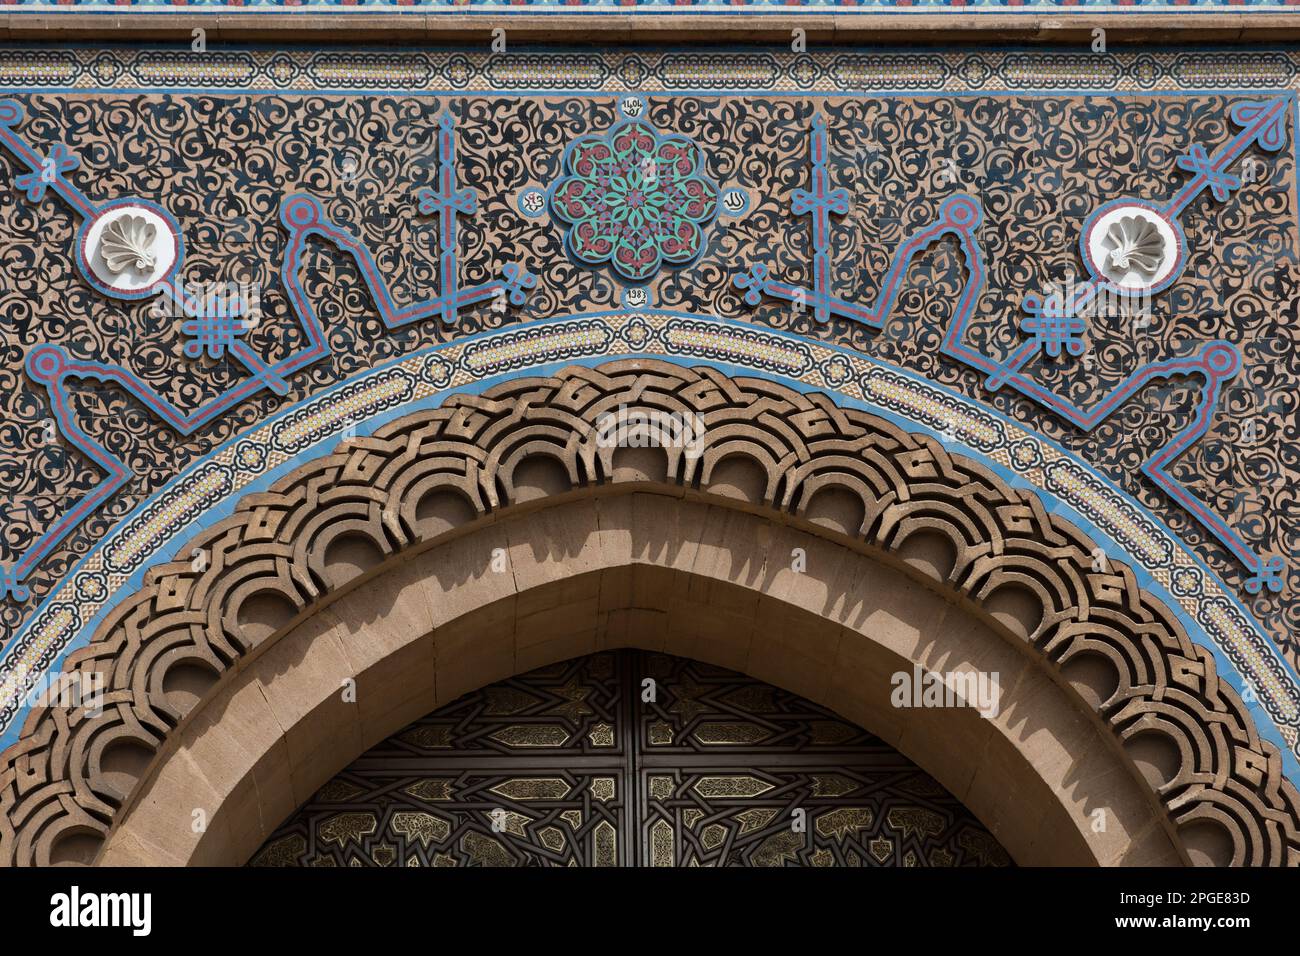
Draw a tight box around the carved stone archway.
[1,360,1296,867]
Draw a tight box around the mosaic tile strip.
[461,321,613,376]
[661,316,815,377]
[101,461,233,573]
[272,370,416,453]
[1044,460,1175,570]
[861,367,1004,454]
[3,47,1300,93]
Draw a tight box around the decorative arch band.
[1,358,1297,867]
[0,97,1289,604]
[0,316,1297,785]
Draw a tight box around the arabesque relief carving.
[0,360,1296,867]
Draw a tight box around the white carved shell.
[1105,215,1165,278]
[99,214,158,275]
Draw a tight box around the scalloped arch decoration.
[1,360,1297,867]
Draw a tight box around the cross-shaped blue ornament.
[1176,143,1241,203]
[15,143,79,203]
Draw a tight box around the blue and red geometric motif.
[1176,144,1240,203]
[0,104,535,602]
[551,97,720,284]
[180,312,253,361]
[13,143,77,202]
[733,100,1291,595]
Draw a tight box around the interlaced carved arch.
[1,359,1297,867]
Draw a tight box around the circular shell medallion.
[1082,201,1182,293]
[77,200,182,299]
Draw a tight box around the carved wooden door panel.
[250,651,1010,867]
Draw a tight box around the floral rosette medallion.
[551,96,721,283]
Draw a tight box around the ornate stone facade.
[0,38,1298,866]
[2,361,1297,866]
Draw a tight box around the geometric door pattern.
[249,651,1011,867]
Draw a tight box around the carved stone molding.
[1,359,1297,867]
